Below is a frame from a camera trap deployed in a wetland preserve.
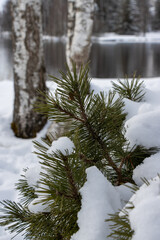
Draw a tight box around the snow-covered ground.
[0,80,55,239]
[0,77,160,239]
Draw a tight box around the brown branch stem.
[75,86,123,184]
[55,103,84,123]
[62,156,80,202]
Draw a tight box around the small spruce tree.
[0,63,156,239]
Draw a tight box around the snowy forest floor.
[0,77,160,239]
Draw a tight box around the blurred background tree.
[66,0,94,70]
[0,0,159,36]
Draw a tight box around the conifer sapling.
[0,63,156,239]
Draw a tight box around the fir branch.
[62,155,80,201]
[15,170,38,206]
[0,200,31,236]
[118,153,131,171]
[112,75,145,102]
[72,85,121,176]
[36,63,130,184]
[107,211,134,239]
[79,153,93,165]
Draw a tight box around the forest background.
[1,0,160,39]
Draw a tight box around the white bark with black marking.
[66,0,94,69]
[11,0,46,138]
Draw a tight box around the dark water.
[1,36,160,80]
[90,42,160,78]
[0,36,13,80]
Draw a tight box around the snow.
[92,32,160,44]
[125,109,160,148]
[43,35,66,42]
[0,80,54,239]
[28,198,51,214]
[116,183,134,207]
[1,76,160,239]
[47,136,75,155]
[71,166,122,240]
[41,32,160,44]
[125,82,160,148]
[25,165,41,187]
[25,164,51,214]
[91,77,160,151]
[133,152,160,186]
[123,177,160,240]
[26,137,75,214]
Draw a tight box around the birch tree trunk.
[11,0,47,138]
[66,0,94,70]
[66,0,76,67]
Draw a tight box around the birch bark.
[66,0,94,70]
[11,0,47,138]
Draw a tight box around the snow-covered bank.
[92,32,160,43]
[1,77,160,239]
[43,35,66,42]
[0,31,11,39]
[1,32,160,44]
[43,32,160,44]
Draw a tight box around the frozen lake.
[1,34,160,80]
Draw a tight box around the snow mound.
[116,183,133,207]
[125,109,160,148]
[28,198,51,214]
[133,151,160,186]
[25,165,41,187]
[124,82,160,149]
[127,177,160,240]
[47,136,75,155]
[71,166,121,240]
[25,164,51,214]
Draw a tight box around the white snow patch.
[47,136,75,155]
[133,151,160,186]
[124,79,160,148]
[71,166,122,240]
[26,165,51,214]
[123,98,141,120]
[28,198,51,214]
[124,177,160,240]
[92,32,160,44]
[116,183,134,207]
[125,109,160,148]
[25,165,41,188]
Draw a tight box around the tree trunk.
[66,0,94,70]
[66,0,76,68]
[11,0,47,138]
